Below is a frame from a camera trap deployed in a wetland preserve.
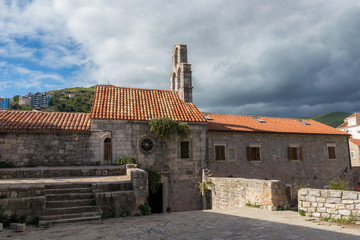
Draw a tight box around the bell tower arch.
[169,44,193,102]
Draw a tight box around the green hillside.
[301,112,352,128]
[12,86,95,113]
[46,87,95,113]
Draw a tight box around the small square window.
[288,146,303,160]
[328,146,336,159]
[215,145,226,161]
[247,147,260,161]
[351,151,355,159]
[180,141,190,158]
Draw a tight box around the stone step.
[46,199,95,208]
[46,193,94,201]
[39,215,101,227]
[41,211,100,221]
[45,183,92,189]
[46,206,98,215]
[45,187,93,194]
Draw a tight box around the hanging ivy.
[149,117,190,140]
[146,168,161,194]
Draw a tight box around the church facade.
[0,44,352,211]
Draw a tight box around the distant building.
[350,139,360,167]
[30,92,51,108]
[0,98,13,109]
[338,113,360,139]
[338,113,360,167]
[19,96,31,106]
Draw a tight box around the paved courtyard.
[1,207,360,240]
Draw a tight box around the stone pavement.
[1,207,360,240]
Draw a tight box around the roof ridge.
[206,112,313,121]
[95,84,173,93]
[1,110,90,115]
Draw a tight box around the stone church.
[0,44,352,212]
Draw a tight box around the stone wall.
[0,166,126,179]
[350,167,360,187]
[210,177,289,211]
[91,120,207,212]
[0,165,148,219]
[298,188,360,220]
[0,184,45,218]
[208,131,350,201]
[349,140,360,167]
[0,132,97,166]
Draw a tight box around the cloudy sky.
[1,0,360,117]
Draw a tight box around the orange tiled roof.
[206,113,349,135]
[90,85,206,122]
[0,111,91,133]
[350,138,360,146]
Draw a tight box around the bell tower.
[170,44,193,102]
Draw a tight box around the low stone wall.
[0,184,46,218]
[126,164,148,208]
[0,165,148,219]
[93,165,148,217]
[0,166,126,179]
[298,188,360,220]
[210,177,289,211]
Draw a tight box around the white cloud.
[0,0,360,116]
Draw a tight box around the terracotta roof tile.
[206,113,349,135]
[90,85,206,122]
[350,138,360,146]
[0,111,91,133]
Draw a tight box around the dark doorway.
[104,138,112,165]
[148,184,163,213]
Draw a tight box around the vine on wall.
[147,168,162,194]
[149,118,190,140]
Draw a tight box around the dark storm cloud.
[1,0,360,117]
[190,2,360,117]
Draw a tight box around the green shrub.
[277,205,285,211]
[0,194,7,199]
[245,201,261,208]
[298,209,306,216]
[320,216,330,222]
[328,178,349,190]
[114,156,138,166]
[138,203,151,215]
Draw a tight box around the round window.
[139,137,155,153]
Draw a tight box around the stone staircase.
[39,183,101,227]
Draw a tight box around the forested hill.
[12,87,95,113]
[301,112,352,128]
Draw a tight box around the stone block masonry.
[0,132,96,166]
[210,177,289,211]
[298,188,360,220]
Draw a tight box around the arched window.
[104,138,112,164]
[174,48,178,65]
[176,68,181,90]
[171,73,176,91]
